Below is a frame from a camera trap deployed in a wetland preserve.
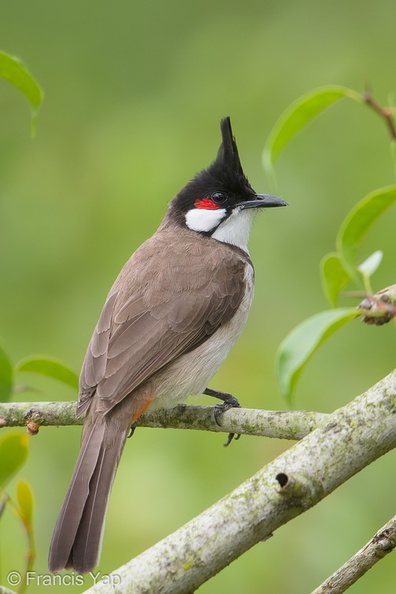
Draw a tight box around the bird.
[48,117,287,574]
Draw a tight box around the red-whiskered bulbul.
[48,117,287,574]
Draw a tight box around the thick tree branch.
[0,401,327,440]
[312,515,396,593]
[0,586,17,594]
[80,370,396,593]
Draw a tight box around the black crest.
[168,117,255,222]
[207,117,248,190]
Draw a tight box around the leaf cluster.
[263,86,396,401]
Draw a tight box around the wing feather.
[78,230,251,415]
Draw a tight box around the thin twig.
[362,91,396,140]
[311,515,396,593]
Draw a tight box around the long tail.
[48,418,128,574]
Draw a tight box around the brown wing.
[78,230,250,416]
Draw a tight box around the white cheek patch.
[185,207,226,233]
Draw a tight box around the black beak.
[239,194,288,210]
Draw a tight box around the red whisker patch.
[194,197,219,210]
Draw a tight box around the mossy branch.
[79,370,396,593]
[0,400,327,440]
[2,372,396,592]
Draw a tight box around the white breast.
[150,263,255,408]
[212,208,255,253]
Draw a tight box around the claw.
[203,388,241,446]
[223,432,235,447]
[213,398,240,426]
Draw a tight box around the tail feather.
[66,443,120,572]
[48,420,127,573]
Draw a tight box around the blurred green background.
[1,0,396,592]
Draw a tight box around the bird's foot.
[203,388,241,447]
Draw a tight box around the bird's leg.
[203,388,241,446]
[203,388,240,419]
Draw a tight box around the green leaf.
[16,480,34,527]
[358,250,384,294]
[337,185,396,277]
[358,250,383,277]
[15,356,79,390]
[263,85,363,176]
[0,50,44,135]
[0,341,14,402]
[320,252,352,307]
[276,308,357,403]
[0,432,29,490]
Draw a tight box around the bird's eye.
[211,192,227,204]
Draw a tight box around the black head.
[164,117,287,248]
